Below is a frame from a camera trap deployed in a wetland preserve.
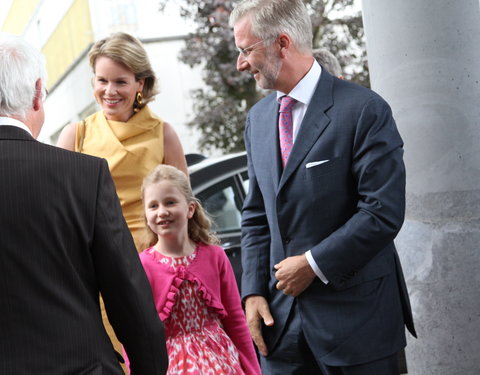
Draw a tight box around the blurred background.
[0,0,365,155]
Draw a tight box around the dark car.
[187,152,248,290]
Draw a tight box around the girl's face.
[93,56,144,122]
[144,180,195,239]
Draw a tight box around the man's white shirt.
[276,60,329,284]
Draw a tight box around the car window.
[198,178,243,234]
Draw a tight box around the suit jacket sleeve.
[90,159,168,374]
[311,96,406,288]
[240,113,272,298]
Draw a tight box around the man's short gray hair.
[229,0,313,54]
[0,33,47,120]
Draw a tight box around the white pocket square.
[306,160,330,168]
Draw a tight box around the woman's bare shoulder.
[162,121,188,175]
[56,122,78,151]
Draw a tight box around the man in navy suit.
[229,1,416,374]
[0,33,168,374]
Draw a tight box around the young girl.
[132,164,261,374]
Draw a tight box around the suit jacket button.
[284,238,291,244]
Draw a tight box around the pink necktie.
[278,96,297,168]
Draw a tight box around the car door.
[196,172,247,291]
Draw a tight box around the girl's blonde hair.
[141,164,219,248]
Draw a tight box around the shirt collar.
[276,60,322,106]
[0,116,33,136]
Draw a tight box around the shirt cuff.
[305,250,329,284]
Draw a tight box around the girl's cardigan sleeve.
[207,246,261,375]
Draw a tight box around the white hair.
[229,0,313,54]
[0,33,47,120]
[313,48,342,77]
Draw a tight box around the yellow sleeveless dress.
[75,105,164,251]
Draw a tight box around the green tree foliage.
[159,0,368,153]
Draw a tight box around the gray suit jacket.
[0,126,168,374]
[241,70,416,366]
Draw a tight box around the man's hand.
[274,254,316,296]
[244,295,274,356]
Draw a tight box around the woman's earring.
[133,91,143,113]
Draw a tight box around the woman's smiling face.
[93,56,144,122]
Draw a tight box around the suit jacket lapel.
[278,72,334,190]
[254,95,283,188]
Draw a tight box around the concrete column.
[361,1,480,374]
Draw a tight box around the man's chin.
[254,77,269,90]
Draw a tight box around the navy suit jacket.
[0,126,167,374]
[241,69,416,366]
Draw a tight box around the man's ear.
[278,33,291,57]
[33,79,42,111]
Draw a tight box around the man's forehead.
[233,16,254,41]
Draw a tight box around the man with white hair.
[312,48,344,79]
[0,32,168,374]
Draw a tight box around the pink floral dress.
[153,250,245,375]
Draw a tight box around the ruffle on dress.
[147,248,228,322]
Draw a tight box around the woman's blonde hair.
[141,164,219,248]
[88,32,159,108]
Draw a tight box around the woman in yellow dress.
[56,32,188,368]
[57,32,188,250]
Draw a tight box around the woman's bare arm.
[56,122,77,151]
[163,122,188,175]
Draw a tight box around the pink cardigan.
[140,243,261,375]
